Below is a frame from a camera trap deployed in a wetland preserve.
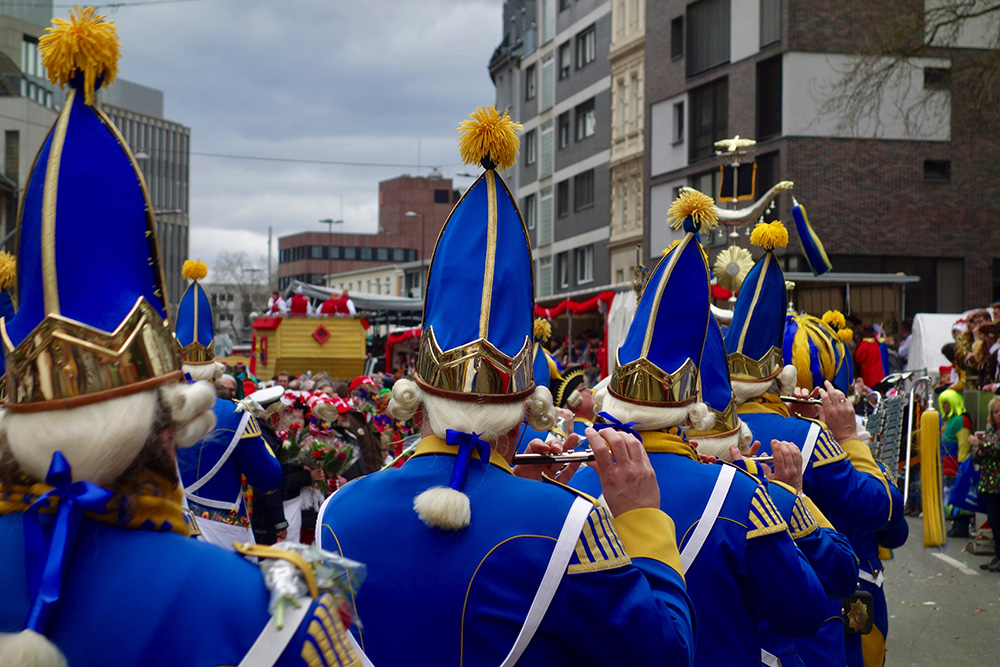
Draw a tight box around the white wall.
[649,180,687,258]
[730,0,760,64]
[925,0,1000,49]
[783,52,951,141]
[649,93,688,177]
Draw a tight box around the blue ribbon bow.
[23,451,113,635]
[445,429,491,493]
[594,412,644,442]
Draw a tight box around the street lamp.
[318,218,343,287]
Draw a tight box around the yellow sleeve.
[957,428,971,462]
[613,508,683,578]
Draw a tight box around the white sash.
[185,409,252,514]
[681,465,737,573]
[800,423,822,475]
[197,516,254,551]
[858,569,884,588]
[238,595,313,667]
[761,648,781,666]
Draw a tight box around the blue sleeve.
[558,557,696,666]
[804,457,892,534]
[235,434,282,492]
[877,483,909,549]
[744,531,828,637]
[794,526,858,600]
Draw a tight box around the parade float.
[250,315,366,379]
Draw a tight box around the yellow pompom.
[661,240,681,255]
[39,6,120,106]
[0,251,15,290]
[750,220,789,251]
[822,310,846,330]
[838,328,854,343]
[457,106,523,172]
[533,317,552,342]
[667,190,717,231]
[182,259,208,282]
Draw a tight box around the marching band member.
[571,191,827,666]
[0,10,360,666]
[318,106,696,666]
[174,259,281,549]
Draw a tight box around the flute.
[780,395,822,405]
[512,449,596,465]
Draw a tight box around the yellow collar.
[0,471,191,537]
[411,435,513,474]
[638,428,699,461]
[739,392,791,418]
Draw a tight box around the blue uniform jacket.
[0,507,354,666]
[571,430,827,667]
[755,480,858,667]
[739,397,892,534]
[318,435,696,667]
[178,397,281,518]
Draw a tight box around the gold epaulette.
[805,421,848,468]
[768,480,819,539]
[302,593,362,667]
[567,503,632,574]
[241,413,263,439]
[746,486,789,539]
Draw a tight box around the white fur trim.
[182,363,220,383]
[0,630,67,667]
[413,486,471,530]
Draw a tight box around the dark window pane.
[393,248,405,261]
[343,246,357,260]
[360,247,373,260]
[756,56,782,140]
[924,159,950,182]
[687,0,731,77]
[376,247,389,261]
[671,17,684,59]
[434,189,450,203]
[574,170,594,210]
[557,180,570,217]
[689,77,728,162]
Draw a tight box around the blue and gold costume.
[320,436,695,666]
[577,199,826,666]
[0,11,360,666]
[320,107,695,666]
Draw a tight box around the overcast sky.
[104,0,502,274]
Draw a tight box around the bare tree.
[212,251,268,343]
[818,1,1000,135]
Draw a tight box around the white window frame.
[558,251,570,288]
[526,129,537,165]
[574,245,594,284]
[576,26,596,68]
[524,193,537,230]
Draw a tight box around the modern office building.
[277,173,458,291]
[491,0,614,300]
[645,0,999,317]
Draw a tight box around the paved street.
[882,517,1000,666]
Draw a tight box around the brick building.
[277,173,458,290]
[645,0,999,320]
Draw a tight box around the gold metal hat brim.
[415,327,535,403]
[2,296,183,411]
[726,347,784,384]
[180,340,215,364]
[608,356,699,407]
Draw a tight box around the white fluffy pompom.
[413,486,471,530]
[0,630,67,667]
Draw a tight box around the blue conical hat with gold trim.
[1,8,180,410]
[724,221,789,384]
[689,314,741,438]
[415,106,535,402]
[608,190,716,406]
[175,259,214,364]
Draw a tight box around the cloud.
[101,0,501,270]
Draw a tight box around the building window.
[686,0,731,78]
[557,180,570,217]
[434,188,450,203]
[393,248,405,261]
[21,38,42,77]
[673,101,685,143]
[924,159,951,182]
[558,251,570,288]
[924,67,950,91]
[526,63,537,100]
[576,25,596,68]
[576,98,596,141]
[631,73,640,128]
[377,247,389,261]
[689,77,727,162]
[575,245,594,284]
[756,55,782,140]
[524,193,537,229]
[558,112,571,148]
[671,17,684,59]
[574,169,595,210]
[360,247,372,260]
[329,246,341,259]
[526,129,537,164]
[344,247,357,260]
[760,0,781,48]
[559,0,571,10]
[559,41,572,79]
[617,79,626,134]
[311,246,324,259]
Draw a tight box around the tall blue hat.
[690,314,741,438]
[608,190,716,406]
[175,259,215,365]
[0,251,17,380]
[415,106,534,402]
[1,8,180,410]
[791,197,832,276]
[724,221,789,384]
